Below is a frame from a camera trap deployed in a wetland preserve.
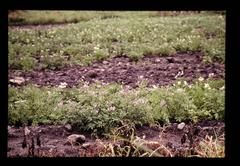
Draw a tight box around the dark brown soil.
[7,120,224,157]
[9,52,225,88]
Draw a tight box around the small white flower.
[208,73,215,78]
[24,127,31,136]
[220,86,225,90]
[183,81,188,86]
[58,82,68,88]
[204,83,211,89]
[176,88,184,92]
[152,85,158,89]
[139,75,144,79]
[93,46,99,50]
[108,106,116,112]
[177,81,181,85]
[198,77,204,82]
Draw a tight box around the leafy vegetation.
[8,78,225,135]
[9,11,225,71]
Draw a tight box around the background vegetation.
[9,11,225,71]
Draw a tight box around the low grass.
[8,78,225,135]
[193,134,225,157]
[9,11,225,71]
[98,125,225,157]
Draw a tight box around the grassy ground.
[9,11,225,71]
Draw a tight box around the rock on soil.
[9,76,25,85]
[67,134,86,145]
[177,122,186,130]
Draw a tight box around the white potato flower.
[204,83,211,89]
[58,82,68,88]
[208,73,215,78]
[220,86,225,90]
[176,88,184,92]
[198,77,204,82]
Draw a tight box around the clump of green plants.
[8,78,225,134]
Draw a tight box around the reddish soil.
[7,120,224,157]
[9,52,225,88]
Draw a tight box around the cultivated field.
[8,11,225,157]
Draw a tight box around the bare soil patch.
[9,52,225,88]
[8,120,224,157]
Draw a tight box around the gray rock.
[177,122,185,130]
[82,143,92,148]
[67,134,86,145]
[9,77,25,85]
[64,124,72,131]
[24,126,31,136]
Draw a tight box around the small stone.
[64,124,72,131]
[177,122,185,130]
[58,82,68,88]
[24,126,31,136]
[67,134,86,145]
[103,61,109,64]
[138,75,144,79]
[82,143,92,148]
[9,77,25,85]
[155,58,161,62]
